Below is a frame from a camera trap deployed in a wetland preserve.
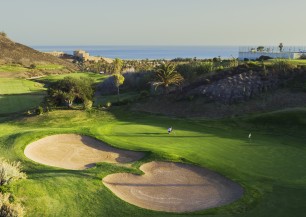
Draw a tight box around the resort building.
[238,45,306,60]
[73,50,113,63]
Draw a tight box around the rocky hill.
[0,34,76,70]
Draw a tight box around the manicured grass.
[0,78,46,114]
[0,78,45,94]
[36,72,108,84]
[0,94,45,115]
[0,108,306,217]
[0,64,28,72]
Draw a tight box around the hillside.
[0,34,76,70]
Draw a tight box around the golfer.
[168,127,173,134]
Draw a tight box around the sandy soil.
[24,134,145,170]
[103,161,243,213]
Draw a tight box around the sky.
[0,0,306,46]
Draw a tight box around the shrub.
[35,106,43,115]
[0,193,25,217]
[0,159,26,186]
[176,62,213,80]
[176,63,197,81]
[196,62,214,75]
[258,55,272,61]
[120,71,153,91]
[271,59,296,74]
[105,101,112,108]
[300,54,306,60]
[29,64,36,69]
[0,32,6,37]
[83,100,93,110]
[46,76,94,108]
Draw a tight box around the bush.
[258,55,272,61]
[83,100,93,110]
[46,76,94,108]
[0,32,6,37]
[105,101,112,108]
[196,62,214,75]
[0,159,26,186]
[35,106,43,115]
[122,71,153,91]
[271,59,296,74]
[176,62,214,80]
[0,193,25,217]
[176,63,197,81]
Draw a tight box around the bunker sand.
[103,161,243,213]
[24,134,145,170]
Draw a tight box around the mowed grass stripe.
[36,72,108,84]
[0,94,45,114]
[0,78,45,94]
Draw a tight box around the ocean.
[32,45,239,60]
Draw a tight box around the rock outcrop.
[189,71,279,103]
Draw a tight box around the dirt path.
[24,134,145,170]
[103,161,243,213]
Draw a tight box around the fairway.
[0,94,44,115]
[0,78,45,115]
[0,109,305,217]
[35,72,108,84]
[0,78,44,94]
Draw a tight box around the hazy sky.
[1,0,306,46]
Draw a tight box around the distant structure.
[238,43,306,60]
[45,51,65,57]
[73,50,113,63]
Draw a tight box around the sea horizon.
[32,45,240,60]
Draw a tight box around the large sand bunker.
[103,161,243,213]
[24,134,145,170]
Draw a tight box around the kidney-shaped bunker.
[24,134,145,170]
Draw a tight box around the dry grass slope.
[0,35,76,70]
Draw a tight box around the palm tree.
[154,63,184,94]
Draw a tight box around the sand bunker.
[103,161,243,213]
[24,134,145,170]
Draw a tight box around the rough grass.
[0,108,305,217]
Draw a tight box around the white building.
[238,46,306,60]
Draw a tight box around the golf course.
[1,33,306,217]
[1,102,306,216]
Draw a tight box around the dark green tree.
[46,76,94,108]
